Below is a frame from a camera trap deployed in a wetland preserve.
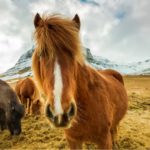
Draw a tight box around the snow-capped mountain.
[0,48,33,81]
[0,47,150,81]
[90,55,150,75]
[84,48,150,75]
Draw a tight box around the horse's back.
[0,79,10,91]
[98,69,124,85]
[0,80,9,103]
[0,79,8,86]
[0,80,18,106]
[0,80,13,96]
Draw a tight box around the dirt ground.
[0,76,150,149]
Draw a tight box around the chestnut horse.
[15,78,41,115]
[32,13,128,149]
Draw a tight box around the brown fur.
[0,79,24,135]
[32,13,128,149]
[15,78,41,115]
[99,69,124,85]
[31,99,43,115]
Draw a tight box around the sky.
[0,0,150,73]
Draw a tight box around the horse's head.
[32,13,84,128]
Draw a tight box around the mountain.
[0,47,150,81]
[0,48,33,81]
[85,48,150,75]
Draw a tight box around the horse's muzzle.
[10,128,21,135]
[45,103,76,128]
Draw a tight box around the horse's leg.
[18,95,22,103]
[97,130,112,149]
[27,98,31,114]
[1,121,6,131]
[111,125,119,150]
[21,96,28,114]
[20,95,23,104]
[67,138,82,150]
[29,99,33,115]
[0,110,6,131]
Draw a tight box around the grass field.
[0,76,150,149]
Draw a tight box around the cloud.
[0,0,150,73]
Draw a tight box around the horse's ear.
[72,14,80,30]
[34,13,42,28]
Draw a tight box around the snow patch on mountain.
[0,47,150,81]
[90,56,150,75]
[85,48,150,75]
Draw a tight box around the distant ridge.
[0,47,150,81]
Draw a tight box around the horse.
[98,69,124,85]
[15,77,41,115]
[31,99,43,115]
[32,13,128,149]
[0,79,24,135]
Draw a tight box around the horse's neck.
[75,64,105,97]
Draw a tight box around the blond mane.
[32,14,85,94]
[34,14,84,63]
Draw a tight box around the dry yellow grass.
[124,75,150,97]
[0,76,150,149]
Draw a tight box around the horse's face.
[33,14,82,128]
[44,57,77,128]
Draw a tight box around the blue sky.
[0,0,150,73]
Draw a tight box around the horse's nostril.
[68,103,76,117]
[53,114,69,127]
[46,103,75,127]
[46,104,54,120]
[54,116,58,124]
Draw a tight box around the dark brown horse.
[32,13,128,149]
[0,79,24,135]
[15,78,41,115]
